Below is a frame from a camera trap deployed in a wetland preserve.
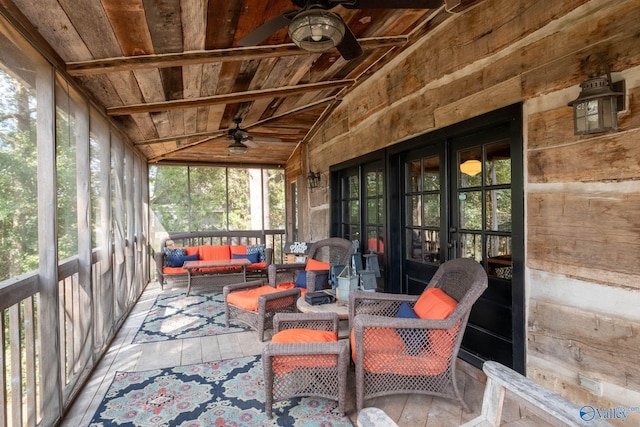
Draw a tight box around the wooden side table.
[296,295,350,338]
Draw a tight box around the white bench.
[461,361,613,427]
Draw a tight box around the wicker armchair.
[223,280,300,341]
[268,237,354,292]
[349,257,488,412]
[262,312,349,418]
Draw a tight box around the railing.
[0,245,146,427]
[264,229,286,264]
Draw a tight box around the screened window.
[0,32,39,281]
[149,165,284,243]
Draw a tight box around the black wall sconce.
[307,170,321,189]
[568,54,624,135]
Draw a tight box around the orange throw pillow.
[305,258,330,271]
[413,288,457,319]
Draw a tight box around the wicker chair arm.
[353,313,458,331]
[349,290,419,320]
[267,263,306,287]
[256,288,300,314]
[273,312,339,334]
[223,279,264,296]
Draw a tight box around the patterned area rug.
[89,355,354,426]
[132,291,249,344]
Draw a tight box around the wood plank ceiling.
[6,0,467,166]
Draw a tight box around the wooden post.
[36,59,62,426]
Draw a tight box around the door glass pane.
[407,160,421,192]
[425,230,440,263]
[486,189,512,231]
[487,236,512,279]
[367,199,378,223]
[458,147,482,188]
[349,200,360,223]
[422,194,440,227]
[459,190,482,230]
[349,175,359,197]
[460,232,482,262]
[405,154,441,265]
[407,195,421,226]
[423,156,440,191]
[485,140,511,185]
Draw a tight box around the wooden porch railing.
[0,249,143,427]
[0,229,284,427]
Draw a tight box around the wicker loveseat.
[155,231,272,290]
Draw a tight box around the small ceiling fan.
[227,117,285,154]
[238,0,443,60]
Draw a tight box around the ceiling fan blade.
[237,10,297,47]
[338,0,443,8]
[243,139,260,148]
[336,22,363,60]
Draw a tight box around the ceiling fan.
[227,117,285,154]
[238,0,443,60]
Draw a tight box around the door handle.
[448,239,458,259]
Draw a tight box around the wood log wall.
[294,0,640,419]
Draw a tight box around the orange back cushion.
[230,245,247,255]
[199,245,230,261]
[184,246,199,256]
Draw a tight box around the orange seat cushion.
[305,258,330,271]
[272,328,337,344]
[414,288,457,319]
[271,328,338,375]
[226,286,279,311]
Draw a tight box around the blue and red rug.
[132,291,250,344]
[89,355,353,426]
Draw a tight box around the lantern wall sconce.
[568,54,625,135]
[307,171,321,189]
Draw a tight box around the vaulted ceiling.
[5,0,477,166]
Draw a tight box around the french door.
[397,107,524,371]
[331,105,523,371]
[334,160,387,291]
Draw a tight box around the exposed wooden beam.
[148,96,337,162]
[136,97,337,145]
[66,37,408,76]
[107,80,354,116]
